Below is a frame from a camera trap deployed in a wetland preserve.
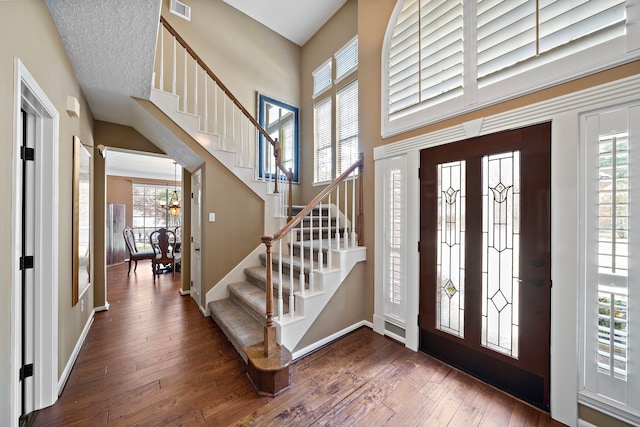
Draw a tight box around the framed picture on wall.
[72,135,91,306]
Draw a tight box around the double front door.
[419,123,551,409]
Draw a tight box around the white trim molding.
[10,58,60,426]
[291,321,373,361]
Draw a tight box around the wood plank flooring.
[34,261,565,426]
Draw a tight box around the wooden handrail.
[159,16,293,184]
[267,154,363,243]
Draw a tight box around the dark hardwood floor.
[34,261,564,426]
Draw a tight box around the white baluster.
[222,96,227,150]
[344,181,348,248]
[183,48,187,112]
[318,201,324,272]
[213,83,218,136]
[194,60,198,121]
[172,37,177,94]
[335,184,341,249]
[203,78,208,133]
[352,175,357,247]
[299,220,305,297]
[289,232,295,317]
[278,239,283,319]
[308,209,314,292]
[239,114,244,165]
[327,192,332,268]
[159,27,164,91]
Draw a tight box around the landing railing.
[154,16,293,217]
[260,154,364,356]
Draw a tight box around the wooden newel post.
[358,153,364,247]
[261,236,277,357]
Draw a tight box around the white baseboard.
[58,310,94,394]
[291,320,373,360]
[179,288,191,296]
[94,301,110,312]
[577,420,597,427]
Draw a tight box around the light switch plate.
[209,212,216,222]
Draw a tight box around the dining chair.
[123,227,155,275]
[149,228,182,280]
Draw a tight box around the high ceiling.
[46,0,345,177]
[222,0,348,46]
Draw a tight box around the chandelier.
[160,161,181,216]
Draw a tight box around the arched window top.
[382,0,640,138]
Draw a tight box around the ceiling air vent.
[170,0,191,21]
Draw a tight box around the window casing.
[313,37,359,184]
[382,0,640,137]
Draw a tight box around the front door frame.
[10,59,59,424]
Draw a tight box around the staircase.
[150,17,366,395]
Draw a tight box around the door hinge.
[19,363,34,381]
[418,241,421,252]
[21,147,35,161]
[550,279,553,288]
[418,167,421,180]
[190,236,194,243]
[191,192,194,199]
[20,256,34,270]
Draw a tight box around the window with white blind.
[336,36,358,82]
[313,36,359,184]
[581,105,639,422]
[383,0,640,137]
[313,60,332,98]
[337,80,359,176]
[314,97,332,183]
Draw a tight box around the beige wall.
[0,0,95,418]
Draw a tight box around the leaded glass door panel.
[419,123,551,410]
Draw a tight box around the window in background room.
[132,184,181,251]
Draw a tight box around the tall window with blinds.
[581,106,639,418]
[314,98,332,183]
[313,36,359,184]
[383,0,638,136]
[337,80,359,176]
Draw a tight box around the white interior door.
[190,169,202,309]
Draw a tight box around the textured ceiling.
[45,0,161,125]
[223,0,348,46]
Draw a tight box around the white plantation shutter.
[477,0,536,79]
[336,37,358,82]
[314,97,332,183]
[384,0,635,135]
[388,0,420,116]
[419,0,464,103]
[337,80,359,175]
[383,156,406,323]
[538,0,626,54]
[313,60,332,98]
[582,106,640,418]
